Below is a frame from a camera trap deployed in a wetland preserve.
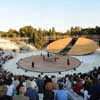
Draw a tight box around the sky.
[0,0,100,32]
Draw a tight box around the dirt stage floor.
[18,55,81,73]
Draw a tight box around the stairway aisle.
[59,36,78,55]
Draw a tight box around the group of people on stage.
[46,52,70,65]
[31,52,70,69]
[42,52,70,65]
[42,52,58,62]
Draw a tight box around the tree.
[95,26,100,34]
[0,31,7,37]
[65,30,70,35]
[70,26,81,35]
[7,29,19,37]
[51,27,56,39]
[19,26,34,37]
[34,28,45,49]
[48,28,52,36]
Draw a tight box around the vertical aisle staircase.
[59,36,78,55]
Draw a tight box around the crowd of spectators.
[0,49,100,100]
[0,66,100,100]
[0,49,13,68]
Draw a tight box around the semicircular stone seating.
[47,37,98,56]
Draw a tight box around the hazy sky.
[0,0,100,32]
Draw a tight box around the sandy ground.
[18,55,80,72]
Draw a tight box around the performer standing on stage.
[47,52,50,57]
[32,61,34,68]
[67,58,70,65]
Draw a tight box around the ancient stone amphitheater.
[47,37,98,55]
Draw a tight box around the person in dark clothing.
[99,40,100,47]
[36,75,44,93]
[32,62,34,68]
[44,75,52,90]
[43,76,55,100]
[47,52,50,57]
[43,89,54,100]
[26,87,39,100]
[0,95,12,100]
[13,85,29,100]
[43,81,54,100]
[67,58,70,65]
[89,80,100,100]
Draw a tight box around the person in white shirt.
[13,76,19,88]
[7,79,15,96]
[23,78,38,92]
[65,77,72,90]
[12,76,20,95]
[84,90,90,100]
